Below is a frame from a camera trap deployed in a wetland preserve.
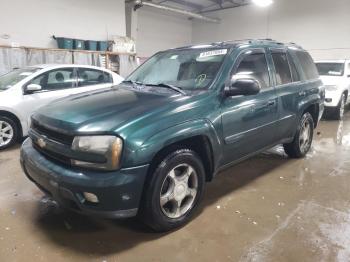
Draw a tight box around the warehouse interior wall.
[192,0,350,60]
[1,0,349,61]
[0,0,126,48]
[136,7,192,58]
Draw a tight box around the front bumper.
[318,102,325,123]
[324,90,342,107]
[20,138,149,218]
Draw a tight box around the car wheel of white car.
[0,117,18,150]
[333,93,346,120]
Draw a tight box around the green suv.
[20,39,325,232]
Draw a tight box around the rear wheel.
[140,149,205,232]
[0,117,18,150]
[283,112,314,158]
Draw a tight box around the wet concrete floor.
[1,112,350,262]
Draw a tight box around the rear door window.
[77,68,112,87]
[295,51,319,80]
[271,52,292,85]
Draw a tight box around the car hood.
[320,75,344,86]
[32,86,190,135]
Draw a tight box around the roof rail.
[220,38,285,44]
[258,38,274,41]
[286,42,303,49]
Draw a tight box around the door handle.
[299,91,306,96]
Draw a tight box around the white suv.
[316,60,350,120]
[0,64,123,149]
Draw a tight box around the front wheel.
[333,93,346,120]
[140,149,205,232]
[283,112,314,158]
[0,117,18,150]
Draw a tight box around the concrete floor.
[1,112,350,262]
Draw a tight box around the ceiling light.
[252,0,273,7]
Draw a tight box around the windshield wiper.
[147,83,187,95]
[121,80,144,88]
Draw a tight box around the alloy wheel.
[339,94,345,119]
[299,120,311,153]
[160,164,198,219]
[0,121,14,147]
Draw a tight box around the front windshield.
[0,67,41,91]
[126,48,229,90]
[316,63,344,76]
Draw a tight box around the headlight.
[71,136,123,170]
[325,85,338,91]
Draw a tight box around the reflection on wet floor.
[1,112,350,261]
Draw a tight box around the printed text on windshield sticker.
[199,49,227,58]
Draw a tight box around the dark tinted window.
[30,68,75,91]
[77,68,112,87]
[235,52,270,89]
[272,52,292,85]
[287,52,300,82]
[295,51,319,80]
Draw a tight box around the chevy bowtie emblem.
[37,138,46,148]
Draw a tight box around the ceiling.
[150,0,251,13]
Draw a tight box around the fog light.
[83,192,99,203]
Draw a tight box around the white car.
[0,64,123,149]
[315,60,350,120]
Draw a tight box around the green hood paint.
[32,84,224,168]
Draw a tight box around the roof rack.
[286,42,303,49]
[224,38,285,45]
[175,39,304,51]
[234,39,303,48]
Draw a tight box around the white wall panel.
[136,7,192,57]
[0,0,126,48]
[192,0,350,60]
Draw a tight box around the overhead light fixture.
[252,0,273,7]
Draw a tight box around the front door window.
[29,68,76,91]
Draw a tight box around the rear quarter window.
[77,68,112,87]
[287,52,300,82]
[295,51,319,80]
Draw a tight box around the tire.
[0,116,18,150]
[139,149,205,232]
[283,112,314,158]
[332,93,346,120]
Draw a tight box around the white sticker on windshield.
[20,72,33,76]
[199,49,227,58]
[170,55,178,59]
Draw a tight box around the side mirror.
[25,84,42,93]
[224,77,261,97]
